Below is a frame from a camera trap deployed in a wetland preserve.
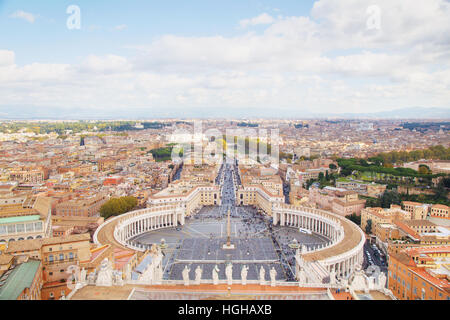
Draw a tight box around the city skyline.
[1,0,449,118]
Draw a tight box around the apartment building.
[8,166,50,184]
[336,179,387,198]
[0,258,43,300]
[402,201,430,220]
[41,234,91,300]
[388,246,450,300]
[0,196,52,243]
[431,204,449,219]
[148,180,221,216]
[54,193,107,217]
[361,205,411,237]
[309,186,366,217]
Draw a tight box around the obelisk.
[223,208,235,249]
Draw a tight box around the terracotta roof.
[0,254,14,265]
[302,211,363,262]
[393,220,421,240]
[390,251,416,267]
[405,220,436,227]
[431,204,449,210]
[5,239,43,253]
[42,233,90,246]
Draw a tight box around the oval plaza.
[94,160,365,291]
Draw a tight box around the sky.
[0,0,449,119]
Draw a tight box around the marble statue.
[298,267,307,285]
[96,258,113,287]
[150,245,164,284]
[259,266,266,285]
[80,267,87,285]
[182,266,191,286]
[378,271,387,289]
[112,271,124,286]
[87,271,96,285]
[124,263,132,281]
[241,265,249,286]
[212,265,220,285]
[195,266,203,285]
[225,263,233,285]
[329,267,336,285]
[270,267,277,287]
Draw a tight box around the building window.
[7,225,15,234]
[34,222,43,231]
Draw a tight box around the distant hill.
[0,106,448,120]
[318,107,450,119]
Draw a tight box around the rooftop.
[0,215,41,225]
[0,259,41,300]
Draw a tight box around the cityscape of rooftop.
[0,0,449,313]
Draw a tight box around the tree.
[100,196,138,219]
[365,219,372,234]
[380,190,401,208]
[318,172,325,181]
[435,179,449,201]
[442,177,450,189]
[418,164,431,175]
[329,163,337,170]
[305,179,315,190]
[346,213,361,226]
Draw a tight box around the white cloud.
[79,55,131,74]
[10,10,37,23]
[114,24,127,31]
[0,50,15,67]
[1,0,450,115]
[240,13,275,28]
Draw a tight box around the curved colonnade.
[93,204,185,251]
[273,204,365,278]
[94,203,365,280]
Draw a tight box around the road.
[362,240,388,275]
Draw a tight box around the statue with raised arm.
[182,265,191,286]
[212,265,220,285]
[241,265,249,285]
[195,266,203,285]
[225,263,233,285]
[270,267,277,287]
